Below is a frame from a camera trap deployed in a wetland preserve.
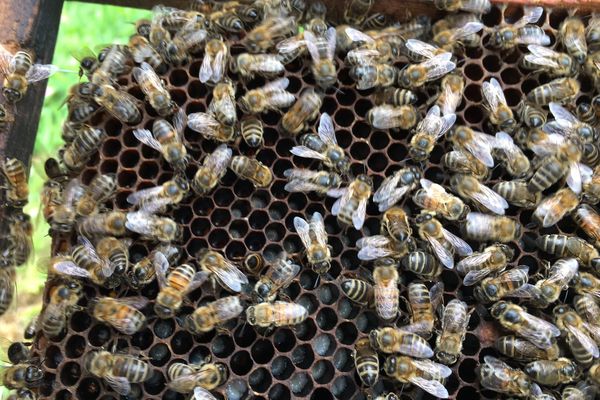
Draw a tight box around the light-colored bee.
[304,27,337,88]
[524,358,580,386]
[488,6,549,50]
[240,117,264,148]
[408,105,456,162]
[480,356,542,398]
[125,211,180,242]
[415,211,472,269]
[402,251,443,280]
[527,77,580,106]
[411,179,468,220]
[40,279,82,338]
[493,131,531,179]
[436,73,464,116]
[207,81,237,128]
[574,204,600,246]
[328,174,373,230]
[537,234,600,270]
[199,39,229,84]
[128,34,166,74]
[366,104,418,130]
[451,174,509,215]
[84,350,151,396]
[553,305,599,365]
[93,84,141,124]
[531,258,579,307]
[448,126,496,168]
[441,150,489,181]
[435,299,472,365]
[134,109,189,170]
[192,144,232,196]
[403,282,443,338]
[523,45,576,77]
[383,355,451,398]
[456,244,513,286]
[495,335,560,363]
[0,44,59,103]
[354,337,379,387]
[559,15,588,64]
[481,78,516,133]
[253,255,300,302]
[242,17,296,53]
[1,158,28,207]
[127,176,189,213]
[154,259,205,319]
[490,301,561,349]
[493,180,541,209]
[373,167,421,212]
[90,296,148,335]
[231,53,285,79]
[183,296,244,334]
[340,277,374,306]
[132,62,176,117]
[545,102,597,145]
[350,63,399,90]
[294,211,331,274]
[371,257,400,321]
[61,126,107,172]
[369,327,434,357]
[357,235,416,261]
[280,88,322,136]
[397,52,456,89]
[533,188,579,228]
[197,249,249,293]
[474,266,534,303]
[464,212,521,243]
[230,155,273,188]
[290,113,350,174]
[284,168,343,195]
[167,360,228,393]
[246,301,308,328]
[238,77,295,115]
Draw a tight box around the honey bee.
[401,251,443,280]
[435,299,472,365]
[187,111,237,143]
[284,168,342,195]
[533,188,579,228]
[91,45,131,85]
[291,113,350,174]
[242,17,296,53]
[349,64,399,90]
[381,207,414,243]
[416,21,483,54]
[562,381,598,400]
[128,244,180,290]
[530,258,579,307]
[155,260,206,319]
[592,362,600,386]
[0,44,59,103]
[490,301,561,349]
[78,210,127,239]
[559,15,588,64]
[372,87,418,106]
[584,165,600,204]
[197,249,249,293]
[343,0,373,25]
[448,126,496,168]
[441,150,489,180]
[40,279,82,338]
[571,272,600,300]
[409,105,456,162]
[199,39,229,84]
[0,211,33,268]
[344,28,403,66]
[93,84,141,124]
[481,78,516,132]
[546,102,597,145]
[517,100,547,128]
[128,35,167,74]
[280,88,322,136]
[96,237,131,277]
[397,52,456,89]
[522,45,576,77]
[192,144,232,196]
[61,126,107,172]
[527,77,580,106]
[90,296,148,335]
[493,131,531,178]
[239,77,295,115]
[328,174,373,230]
[253,255,300,302]
[416,211,472,269]
[76,173,116,217]
[67,96,99,124]
[183,296,244,334]
[304,27,337,88]
[230,155,273,188]
[340,277,374,306]
[451,174,509,215]
[207,10,245,35]
[383,356,451,398]
[436,73,464,116]
[167,360,229,393]
[240,117,264,148]
[553,305,599,365]
[366,104,418,130]
[0,268,15,317]
[160,24,208,66]
[84,350,151,396]
[356,235,416,261]
[528,139,586,194]
[127,175,189,213]
[71,237,121,287]
[134,109,188,170]
[488,6,549,50]
[525,358,580,386]
[294,212,332,274]
[369,327,434,357]
[0,158,28,207]
[574,204,600,246]
[480,356,542,397]
[577,102,599,128]
[0,362,43,391]
[125,211,180,242]
[574,293,600,329]
[354,337,379,386]
[373,167,421,212]
[495,335,560,362]
[493,180,541,209]
[456,243,513,286]
[369,257,400,321]
[464,212,521,242]
[231,53,285,79]
[474,265,533,303]
[430,0,490,13]
[246,301,308,328]
[132,62,176,117]
[404,282,443,338]
[588,14,600,52]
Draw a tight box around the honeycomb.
[29,4,598,400]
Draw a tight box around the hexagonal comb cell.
[29,3,595,400]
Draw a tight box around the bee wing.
[494,131,520,156]
[331,187,352,216]
[353,197,368,230]
[545,258,578,287]
[463,268,493,286]
[133,129,163,152]
[423,55,456,80]
[79,236,114,277]
[277,37,306,54]
[173,108,187,136]
[440,84,462,115]
[375,186,409,212]
[310,211,327,246]
[290,145,327,161]
[425,234,455,269]
[125,211,156,235]
[460,0,490,13]
[408,376,449,399]
[270,259,301,287]
[436,113,457,139]
[0,44,14,76]
[262,77,289,92]
[420,178,447,195]
[482,356,512,380]
[285,179,326,193]
[549,102,579,125]
[582,321,600,344]
[373,173,403,202]
[187,112,221,138]
[215,296,244,321]
[567,324,600,358]
[193,386,218,400]
[482,77,507,113]
[442,228,473,256]
[469,182,509,215]
[535,195,565,228]
[211,259,249,293]
[294,216,312,248]
[325,27,337,59]
[211,47,227,83]
[464,131,495,167]
[517,6,544,27]
[412,359,453,378]
[346,48,381,63]
[508,283,541,299]
[303,31,321,61]
[563,28,588,56]
[318,113,338,146]
[567,162,584,194]
[126,186,163,206]
[344,27,375,44]
[53,260,91,279]
[167,374,199,392]
[520,313,561,348]
[517,25,551,45]
[104,375,132,396]
[117,296,150,309]
[25,64,60,83]
[449,21,484,41]
[284,168,318,180]
[526,45,561,67]
[456,251,493,274]
[271,301,308,324]
[203,144,233,174]
[199,52,214,83]
[405,39,439,60]
[153,251,169,289]
[357,235,392,260]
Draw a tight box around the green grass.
[2,2,149,342]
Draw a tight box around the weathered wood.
[0,0,64,168]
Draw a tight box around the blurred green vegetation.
[1,2,149,343]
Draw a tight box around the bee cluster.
[6,0,600,399]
